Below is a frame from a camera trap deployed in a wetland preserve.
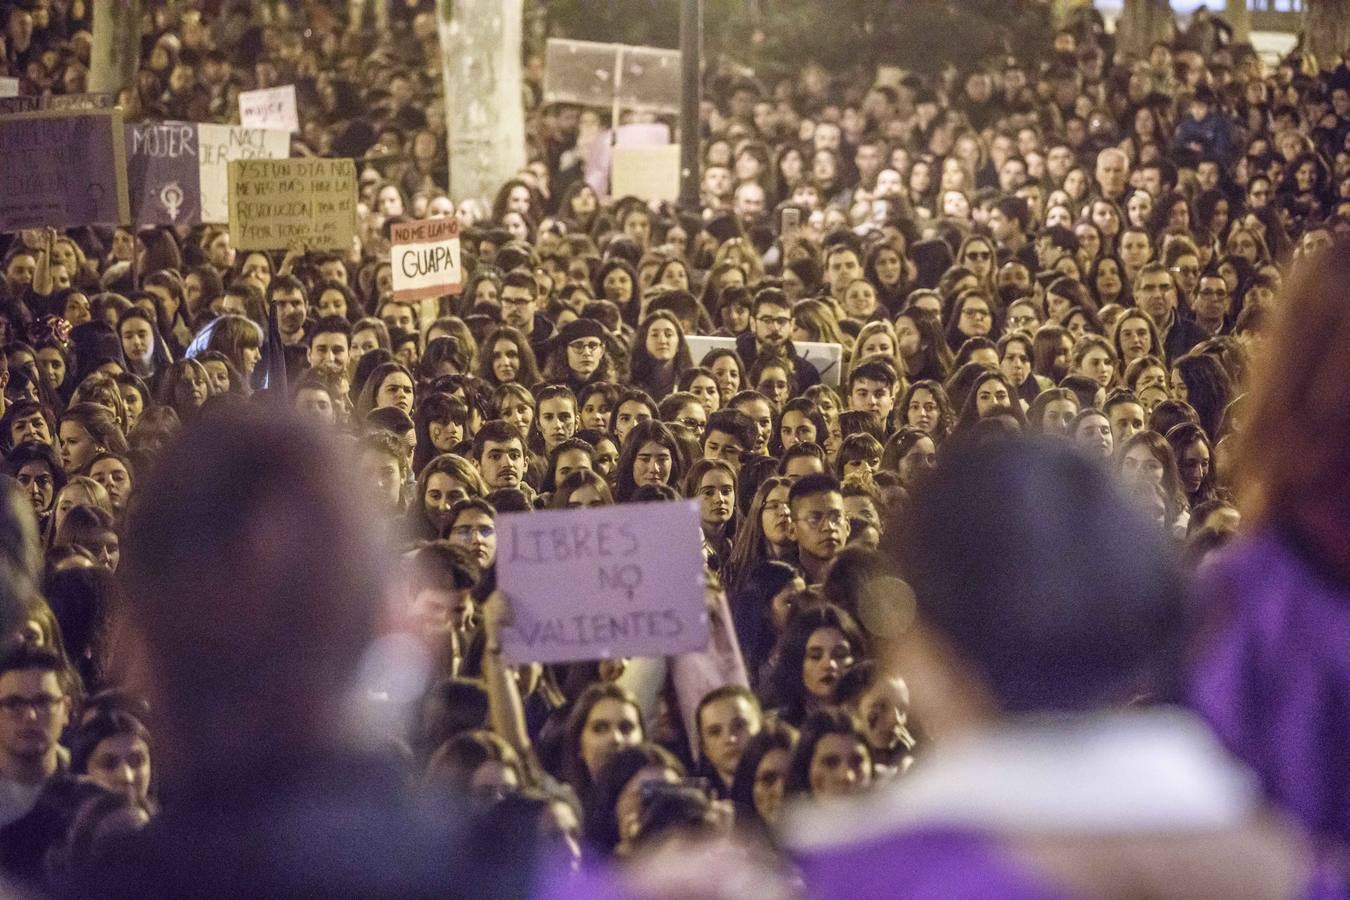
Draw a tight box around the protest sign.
[0,92,114,114]
[544,39,681,115]
[197,123,290,224]
[686,335,845,387]
[495,501,710,666]
[390,217,463,301]
[227,158,356,251]
[239,84,299,133]
[0,78,18,98]
[611,145,680,203]
[125,122,201,225]
[0,108,129,232]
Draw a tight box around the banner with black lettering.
[390,217,463,301]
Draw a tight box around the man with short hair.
[1134,262,1207,363]
[733,182,767,227]
[378,299,419,337]
[1118,227,1154,282]
[1104,390,1146,447]
[1094,147,1130,203]
[847,358,900,423]
[269,275,310,348]
[499,269,554,358]
[987,196,1031,259]
[824,245,863,302]
[788,472,850,584]
[0,644,70,827]
[472,420,528,494]
[1191,273,1231,336]
[735,289,820,394]
[703,409,756,470]
[306,316,350,376]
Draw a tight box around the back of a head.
[123,404,388,780]
[889,437,1184,713]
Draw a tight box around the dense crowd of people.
[1,0,1349,896]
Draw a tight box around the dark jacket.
[735,332,821,392]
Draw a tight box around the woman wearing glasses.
[541,318,619,397]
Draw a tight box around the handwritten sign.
[227,158,356,251]
[239,84,299,133]
[390,217,463,301]
[197,123,290,224]
[687,335,845,387]
[496,501,710,665]
[125,122,201,225]
[0,79,18,98]
[0,109,129,232]
[0,93,114,115]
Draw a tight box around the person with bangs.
[943,290,999,353]
[541,318,618,396]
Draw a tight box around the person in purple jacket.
[786,437,1339,900]
[1190,241,1350,850]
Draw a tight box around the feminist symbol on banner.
[159,182,184,220]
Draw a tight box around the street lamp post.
[678,0,702,213]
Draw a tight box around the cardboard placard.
[0,108,129,232]
[125,121,201,225]
[495,501,710,665]
[390,217,463,301]
[197,123,290,224]
[0,78,18,98]
[543,38,681,114]
[239,84,299,133]
[227,157,356,251]
[686,335,846,387]
[0,92,114,114]
[611,144,680,203]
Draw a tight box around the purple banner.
[0,110,129,232]
[126,121,202,226]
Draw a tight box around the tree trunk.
[1117,0,1172,57]
[437,0,527,204]
[89,0,141,96]
[1226,0,1251,44]
[1303,0,1350,71]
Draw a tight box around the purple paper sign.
[495,501,710,665]
[0,109,129,231]
[126,122,202,225]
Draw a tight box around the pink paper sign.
[496,501,710,665]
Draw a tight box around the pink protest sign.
[495,501,710,665]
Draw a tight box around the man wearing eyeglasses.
[735,288,820,394]
[788,472,851,585]
[0,644,69,827]
[1134,261,1207,363]
[499,269,554,359]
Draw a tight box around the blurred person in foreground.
[1190,242,1350,850]
[787,437,1342,899]
[87,405,525,898]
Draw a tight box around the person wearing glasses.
[735,288,821,396]
[1190,273,1232,337]
[786,473,850,585]
[0,644,70,828]
[542,317,618,397]
[443,497,498,570]
[498,269,554,359]
[1132,262,1207,364]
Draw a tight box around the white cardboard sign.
[239,84,299,133]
